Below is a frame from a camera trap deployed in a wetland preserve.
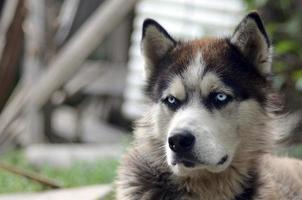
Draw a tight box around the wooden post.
[21,0,46,144]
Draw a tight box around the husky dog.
[116,12,302,200]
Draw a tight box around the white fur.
[182,52,205,88]
[166,99,239,174]
[163,76,186,101]
[159,56,241,174]
[200,72,233,97]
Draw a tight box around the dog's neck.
[234,170,258,200]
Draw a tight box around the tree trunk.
[0,0,26,112]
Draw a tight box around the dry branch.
[0,0,138,140]
[0,162,62,189]
[54,0,80,46]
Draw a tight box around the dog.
[116,12,302,200]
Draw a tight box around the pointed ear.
[141,19,176,78]
[231,12,272,76]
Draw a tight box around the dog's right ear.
[230,12,272,76]
[142,19,176,78]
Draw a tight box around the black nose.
[168,131,195,153]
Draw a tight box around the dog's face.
[141,13,273,175]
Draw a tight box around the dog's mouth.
[172,157,196,168]
[169,153,231,174]
[171,153,201,168]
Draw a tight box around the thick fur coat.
[116,12,302,200]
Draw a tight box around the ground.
[0,150,118,194]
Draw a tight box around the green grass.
[0,150,119,194]
[280,144,302,159]
[2,144,301,196]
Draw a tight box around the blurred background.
[0,0,301,199]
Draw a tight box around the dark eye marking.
[162,95,182,111]
[207,92,233,109]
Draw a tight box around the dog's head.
[141,12,278,176]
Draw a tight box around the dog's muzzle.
[168,129,228,168]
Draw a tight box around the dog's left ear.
[231,12,272,76]
[141,19,176,79]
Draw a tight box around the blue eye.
[216,93,227,102]
[163,95,181,110]
[167,96,176,104]
[210,92,233,108]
